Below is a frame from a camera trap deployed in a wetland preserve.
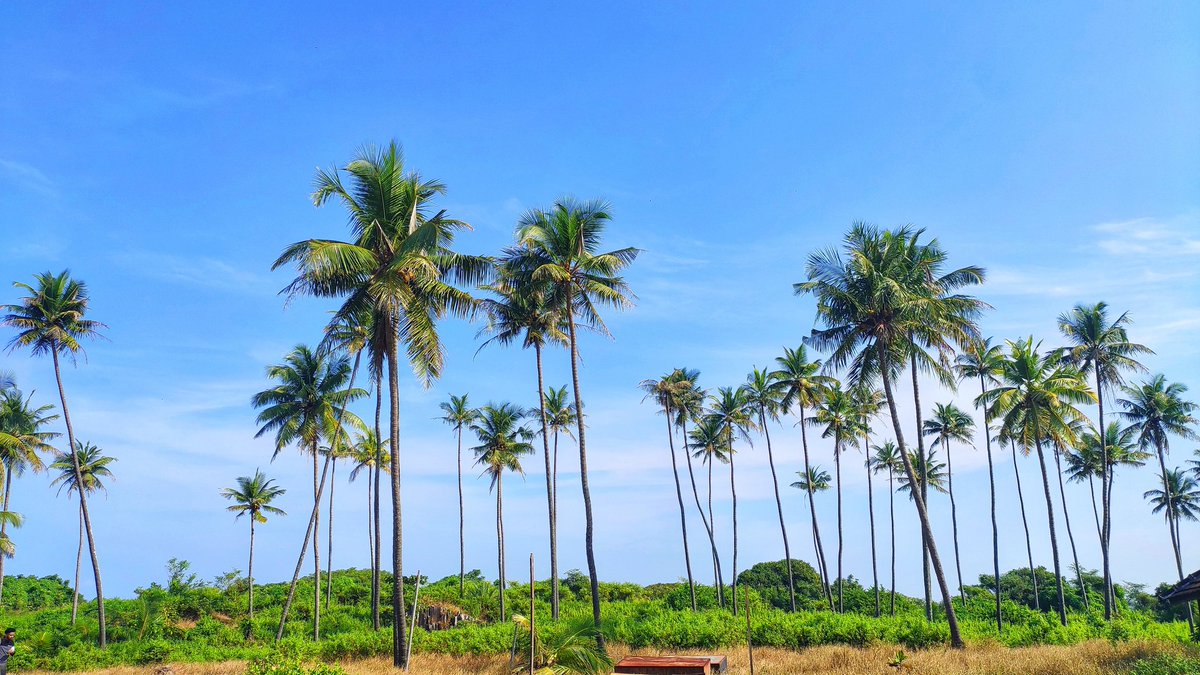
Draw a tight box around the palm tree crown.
[222,470,287,523]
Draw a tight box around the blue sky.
[1,2,1198,600]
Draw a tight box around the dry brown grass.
[23,640,1187,675]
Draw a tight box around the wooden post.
[530,553,536,675]
[404,570,421,671]
[745,586,754,675]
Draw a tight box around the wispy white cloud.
[112,251,276,295]
[0,159,57,197]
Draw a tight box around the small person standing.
[0,628,15,675]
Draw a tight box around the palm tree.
[708,387,755,615]
[852,384,886,617]
[741,367,796,611]
[1048,421,1091,610]
[544,383,577,584]
[923,402,975,605]
[796,224,977,646]
[251,345,365,640]
[512,198,637,645]
[956,337,1004,630]
[2,271,108,646]
[896,449,948,498]
[221,470,286,619]
[640,371,698,611]
[809,384,857,613]
[348,429,387,601]
[1057,302,1152,618]
[49,441,113,626]
[871,442,901,615]
[791,466,832,589]
[0,386,57,606]
[688,414,730,607]
[671,371,724,604]
[471,402,534,622]
[772,346,836,610]
[439,394,478,599]
[1119,375,1198,629]
[983,338,1094,626]
[479,270,569,617]
[274,142,490,666]
[1145,469,1200,565]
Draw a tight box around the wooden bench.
[614,655,728,674]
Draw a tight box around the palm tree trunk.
[945,437,966,605]
[312,440,322,640]
[1033,437,1067,626]
[1053,446,1088,611]
[683,418,724,605]
[761,412,795,612]
[730,445,739,617]
[0,468,11,607]
[1011,440,1040,610]
[248,516,256,619]
[51,350,106,648]
[979,376,1001,633]
[864,436,880,618]
[71,502,82,625]
[366,464,374,592]
[372,377,383,632]
[458,424,466,599]
[1158,444,1195,632]
[326,455,335,609]
[799,408,834,611]
[497,473,506,623]
[834,437,843,614]
[910,356,932,620]
[1088,475,1103,546]
[888,469,896,616]
[274,454,332,641]
[552,428,561,604]
[565,305,602,650]
[1094,363,1113,620]
[534,345,559,619]
[666,406,697,611]
[387,332,408,667]
[879,345,963,648]
[707,459,724,607]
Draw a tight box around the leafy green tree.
[797,224,976,646]
[0,386,58,606]
[1119,375,1199,628]
[923,402,975,604]
[956,336,1005,630]
[983,338,1094,626]
[772,346,836,610]
[439,394,478,600]
[1057,302,1152,618]
[736,559,826,611]
[2,270,108,646]
[688,413,729,608]
[707,386,755,615]
[809,383,858,613]
[872,442,901,615]
[470,402,534,622]
[49,440,114,626]
[220,469,286,618]
[251,344,365,640]
[274,142,489,666]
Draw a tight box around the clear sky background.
[0,2,1197,600]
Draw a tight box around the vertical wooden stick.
[530,553,536,675]
[404,570,421,671]
[745,586,754,675]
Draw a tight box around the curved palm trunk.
[534,346,559,619]
[945,436,966,605]
[372,377,383,631]
[1094,363,1113,620]
[707,459,725,607]
[387,335,409,667]
[879,346,963,648]
[248,516,256,619]
[1053,446,1088,611]
[834,436,844,613]
[497,473,506,622]
[457,423,466,599]
[1011,440,1039,610]
[1033,437,1068,626]
[864,436,880,618]
[71,503,82,625]
[311,441,322,639]
[680,414,723,602]
[888,468,896,616]
[274,454,332,641]
[565,307,602,650]
[910,358,932,620]
[1087,475,1103,546]
[729,445,739,617]
[366,467,374,600]
[1157,444,1195,632]
[799,408,834,610]
[326,455,336,609]
[0,469,12,606]
[979,376,1001,632]
[52,350,105,647]
[666,406,697,611]
[760,412,795,612]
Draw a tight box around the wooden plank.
[614,655,710,674]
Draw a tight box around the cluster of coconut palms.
[637,224,1198,649]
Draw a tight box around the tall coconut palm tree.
[808,384,858,613]
[439,394,479,599]
[641,370,698,611]
[1057,302,1152,618]
[318,441,351,609]
[772,346,836,610]
[796,224,976,646]
[49,441,113,626]
[479,270,569,617]
[983,338,1094,626]
[1071,424,1149,555]
[852,384,886,617]
[923,402,975,605]
[688,413,729,607]
[791,466,832,590]
[251,345,365,640]
[707,387,755,615]
[1047,421,1090,610]
[957,337,1004,630]
[512,198,637,645]
[896,449,947,499]
[543,383,577,579]
[872,442,901,615]
[741,367,795,611]
[348,429,387,598]
[2,271,108,646]
[0,386,58,605]
[220,470,286,619]
[1065,441,1105,543]
[1145,469,1200,564]
[1007,437,1040,611]
[1118,375,1198,629]
[471,402,534,623]
[274,142,490,666]
[671,371,723,604]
